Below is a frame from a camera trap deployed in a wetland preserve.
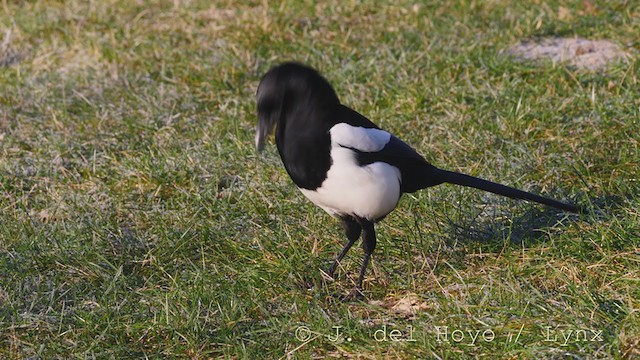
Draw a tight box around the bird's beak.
[255,123,266,152]
[255,112,275,152]
[255,72,281,152]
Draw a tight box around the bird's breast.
[299,147,401,221]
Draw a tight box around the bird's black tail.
[433,169,580,213]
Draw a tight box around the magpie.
[255,62,579,298]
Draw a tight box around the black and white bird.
[255,62,579,298]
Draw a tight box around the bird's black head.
[255,62,339,151]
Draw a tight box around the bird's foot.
[340,287,365,302]
[302,278,315,291]
[320,268,336,282]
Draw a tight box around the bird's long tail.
[433,169,580,213]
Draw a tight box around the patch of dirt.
[507,37,630,70]
[0,28,25,67]
[53,46,105,76]
[197,7,236,22]
[369,294,433,318]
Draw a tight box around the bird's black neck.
[275,103,336,190]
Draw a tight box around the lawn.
[1,0,638,358]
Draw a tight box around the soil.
[507,37,630,70]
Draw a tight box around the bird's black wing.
[331,106,443,193]
[352,135,443,193]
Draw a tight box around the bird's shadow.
[441,194,626,250]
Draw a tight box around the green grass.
[1,0,638,358]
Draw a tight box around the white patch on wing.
[329,123,391,152]
[299,124,401,220]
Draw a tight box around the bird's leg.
[344,219,376,300]
[326,216,361,278]
[356,220,376,291]
[356,253,371,290]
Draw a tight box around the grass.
[1,0,638,358]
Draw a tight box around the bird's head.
[255,62,339,151]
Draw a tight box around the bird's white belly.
[299,147,401,220]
